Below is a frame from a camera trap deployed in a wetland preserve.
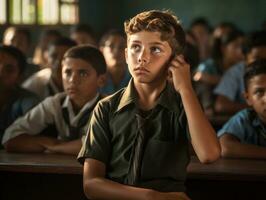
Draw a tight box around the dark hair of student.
[49,37,77,48]
[0,45,26,74]
[242,30,266,55]
[99,29,126,47]
[211,29,244,68]
[63,45,107,75]
[190,17,212,33]
[70,24,96,39]
[124,10,186,55]
[244,59,266,90]
[40,29,62,40]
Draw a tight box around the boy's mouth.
[134,67,149,73]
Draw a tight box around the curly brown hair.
[124,10,186,55]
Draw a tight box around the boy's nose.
[69,73,79,84]
[138,50,150,64]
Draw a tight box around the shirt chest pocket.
[140,138,189,181]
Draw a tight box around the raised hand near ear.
[168,55,192,93]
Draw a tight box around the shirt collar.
[115,79,180,113]
[116,79,137,112]
[62,93,100,126]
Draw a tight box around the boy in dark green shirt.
[78,10,220,200]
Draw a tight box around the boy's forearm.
[4,134,59,153]
[84,177,154,200]
[46,139,82,155]
[220,135,266,159]
[84,177,189,200]
[179,87,221,163]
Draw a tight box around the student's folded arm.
[214,95,248,114]
[44,139,82,155]
[179,87,221,163]
[4,134,59,153]
[83,158,190,200]
[193,72,220,85]
[220,134,266,159]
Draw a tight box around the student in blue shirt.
[218,59,266,159]
[214,30,266,115]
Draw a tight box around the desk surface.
[1,151,266,181]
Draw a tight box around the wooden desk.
[1,151,266,181]
[187,156,266,181]
[0,150,82,174]
[1,151,266,200]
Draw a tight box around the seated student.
[70,24,97,46]
[33,29,62,68]
[22,37,76,100]
[0,45,39,148]
[193,30,244,114]
[218,59,266,159]
[214,30,266,115]
[99,29,131,95]
[3,27,40,82]
[189,17,212,61]
[2,45,106,155]
[78,10,220,200]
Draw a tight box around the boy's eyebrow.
[131,40,166,46]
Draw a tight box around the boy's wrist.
[178,85,194,95]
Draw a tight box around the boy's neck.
[134,79,166,111]
[70,93,98,115]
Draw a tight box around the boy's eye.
[64,69,72,77]
[130,44,141,53]
[254,89,265,97]
[79,70,88,77]
[150,46,162,54]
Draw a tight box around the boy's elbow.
[220,142,233,158]
[199,146,221,164]
[3,141,16,153]
[83,178,99,200]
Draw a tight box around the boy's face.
[125,31,172,84]
[62,57,104,107]
[47,45,71,87]
[0,52,20,90]
[101,35,126,68]
[246,46,266,65]
[245,74,266,123]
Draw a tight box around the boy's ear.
[125,48,128,64]
[243,91,252,106]
[97,74,107,88]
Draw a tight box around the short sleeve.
[77,101,112,165]
[214,63,244,101]
[217,111,248,141]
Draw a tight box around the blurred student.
[189,17,212,61]
[2,45,106,155]
[70,24,97,46]
[99,29,131,95]
[0,45,39,148]
[218,59,266,159]
[33,29,62,68]
[214,30,266,115]
[3,27,40,82]
[22,37,76,100]
[193,30,244,113]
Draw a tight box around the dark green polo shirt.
[78,79,190,192]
